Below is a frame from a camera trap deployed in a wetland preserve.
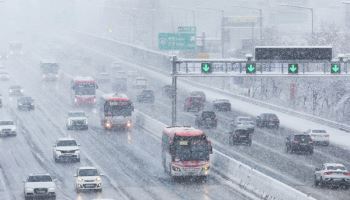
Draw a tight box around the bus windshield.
[41,63,59,73]
[74,82,96,95]
[104,102,133,117]
[173,136,210,161]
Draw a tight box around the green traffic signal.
[288,64,298,74]
[246,63,256,74]
[331,63,341,74]
[201,63,212,73]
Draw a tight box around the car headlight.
[20,89,24,93]
[9,89,13,93]
[84,120,88,125]
[126,120,132,128]
[12,128,16,132]
[75,150,80,154]
[78,178,84,182]
[96,177,101,182]
[105,121,112,128]
[74,98,78,103]
[48,187,55,192]
[55,150,61,155]
[25,187,34,192]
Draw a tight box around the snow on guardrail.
[135,109,316,200]
[73,31,350,134]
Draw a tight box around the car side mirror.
[208,141,213,154]
[169,145,175,155]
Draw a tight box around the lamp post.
[231,6,263,41]
[279,4,314,36]
[196,7,225,58]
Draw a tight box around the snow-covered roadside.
[71,32,350,152]
[135,109,316,200]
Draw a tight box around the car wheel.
[314,176,319,186]
[309,149,314,155]
[285,145,290,153]
[247,140,252,146]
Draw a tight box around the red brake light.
[324,172,333,175]
[344,172,350,176]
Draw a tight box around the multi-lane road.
[1,33,350,200]
[0,36,256,200]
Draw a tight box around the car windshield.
[265,114,278,120]
[312,130,327,133]
[294,135,312,142]
[19,97,33,102]
[10,86,21,90]
[27,175,52,182]
[0,121,14,125]
[68,112,85,117]
[202,111,215,118]
[57,140,77,146]
[327,166,346,171]
[78,169,98,176]
[238,117,252,122]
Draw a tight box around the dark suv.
[17,96,35,111]
[228,127,253,146]
[137,90,155,103]
[256,113,279,128]
[212,99,231,112]
[285,134,314,154]
[184,96,204,112]
[195,111,217,128]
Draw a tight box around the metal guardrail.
[74,31,350,133]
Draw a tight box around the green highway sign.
[201,63,212,73]
[158,32,196,50]
[331,63,341,74]
[178,26,196,33]
[288,64,298,74]
[246,63,256,74]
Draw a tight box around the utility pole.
[171,56,177,126]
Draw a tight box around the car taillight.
[344,172,350,176]
[324,172,333,175]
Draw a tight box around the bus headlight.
[202,165,210,171]
[172,166,181,172]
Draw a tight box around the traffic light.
[201,63,212,73]
[246,62,256,74]
[331,63,341,74]
[288,64,298,74]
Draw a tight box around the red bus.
[71,77,98,106]
[99,93,134,130]
[162,126,213,178]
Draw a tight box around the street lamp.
[231,6,263,41]
[196,7,225,58]
[168,6,196,27]
[279,4,314,35]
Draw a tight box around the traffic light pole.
[171,56,178,126]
